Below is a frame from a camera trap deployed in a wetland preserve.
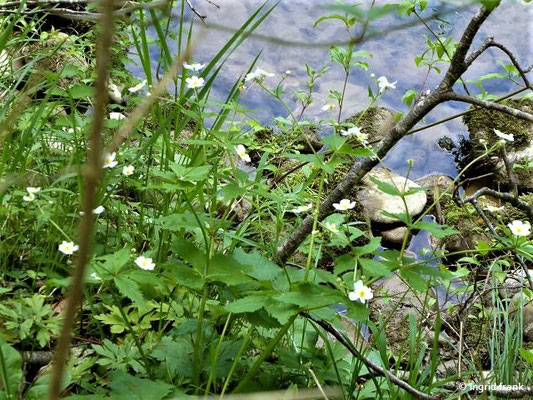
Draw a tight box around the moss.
[463,99,533,152]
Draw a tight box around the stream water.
[131,0,532,179]
[129,1,532,306]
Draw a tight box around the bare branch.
[460,187,533,222]
[442,91,533,122]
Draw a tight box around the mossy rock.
[344,106,397,144]
[20,31,89,90]
[463,99,533,153]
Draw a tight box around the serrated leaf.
[353,237,381,257]
[368,176,403,196]
[231,248,282,281]
[278,282,344,310]
[114,276,144,305]
[359,258,392,278]
[68,84,94,99]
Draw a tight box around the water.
[129,0,532,179]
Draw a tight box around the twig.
[185,0,206,20]
[304,313,444,400]
[459,187,533,223]
[47,0,115,398]
[470,200,498,236]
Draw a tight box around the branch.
[442,91,533,122]
[304,313,444,400]
[459,187,533,222]
[275,4,498,264]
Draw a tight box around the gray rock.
[369,274,436,356]
[381,226,409,244]
[357,168,427,224]
[500,269,533,299]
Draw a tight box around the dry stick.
[46,0,115,398]
[185,0,206,20]
[275,4,498,264]
[304,314,443,400]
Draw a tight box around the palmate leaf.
[279,282,345,310]
[358,258,392,278]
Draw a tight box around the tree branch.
[459,187,533,222]
[275,4,499,264]
[441,91,533,122]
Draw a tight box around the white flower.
[348,280,373,303]
[377,76,397,92]
[128,79,147,93]
[324,222,339,234]
[93,206,105,214]
[285,70,291,75]
[333,199,356,211]
[291,203,313,213]
[122,165,135,176]
[508,220,531,237]
[235,144,251,163]
[103,152,118,168]
[109,112,125,121]
[23,193,35,202]
[485,204,504,212]
[341,126,368,144]
[90,272,102,281]
[135,255,155,271]
[80,206,105,216]
[322,102,336,111]
[370,73,375,78]
[186,76,204,89]
[108,82,122,99]
[183,62,205,71]
[494,129,514,142]
[23,187,40,201]
[245,68,275,82]
[58,240,79,255]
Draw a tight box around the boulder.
[381,226,409,244]
[357,168,427,224]
[463,99,533,191]
[344,106,396,143]
[369,274,436,356]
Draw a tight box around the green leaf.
[226,294,271,313]
[0,339,22,400]
[231,249,282,281]
[114,276,144,305]
[169,164,212,182]
[411,221,458,238]
[359,258,392,278]
[368,176,402,196]
[151,337,193,377]
[519,348,533,364]
[68,84,95,99]
[95,248,131,275]
[278,282,344,310]
[108,372,173,400]
[353,237,381,257]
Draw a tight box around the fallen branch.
[459,187,533,222]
